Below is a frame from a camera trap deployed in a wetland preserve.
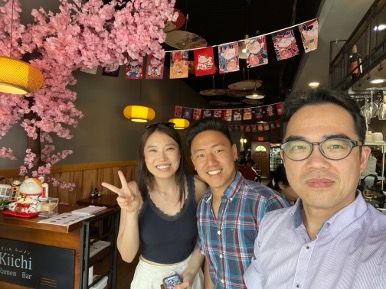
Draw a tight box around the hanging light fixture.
[168,117,189,129]
[245,80,265,99]
[0,0,44,94]
[123,105,155,122]
[123,80,155,122]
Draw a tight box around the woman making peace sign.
[102,122,207,289]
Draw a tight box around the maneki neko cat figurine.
[7,177,49,214]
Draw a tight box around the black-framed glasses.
[280,138,363,161]
[145,122,175,129]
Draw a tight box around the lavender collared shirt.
[244,193,386,289]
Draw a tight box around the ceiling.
[292,0,375,95]
[18,0,376,108]
[164,0,322,107]
[164,0,377,108]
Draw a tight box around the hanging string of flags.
[173,102,283,132]
[97,18,318,80]
[88,18,318,131]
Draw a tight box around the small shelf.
[79,208,120,289]
[364,142,386,146]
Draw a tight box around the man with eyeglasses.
[244,88,386,289]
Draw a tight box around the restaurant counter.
[0,204,95,289]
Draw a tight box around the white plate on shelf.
[364,141,386,145]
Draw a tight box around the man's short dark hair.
[186,117,233,151]
[281,88,366,143]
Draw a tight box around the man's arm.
[204,256,213,289]
[174,248,205,289]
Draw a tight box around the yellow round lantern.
[123,105,155,122]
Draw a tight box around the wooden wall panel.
[0,161,137,206]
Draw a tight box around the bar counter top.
[0,204,83,233]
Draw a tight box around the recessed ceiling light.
[374,24,386,31]
[308,82,320,88]
[370,78,386,84]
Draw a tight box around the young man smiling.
[176,117,288,289]
[244,88,386,289]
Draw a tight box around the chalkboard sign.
[0,238,75,288]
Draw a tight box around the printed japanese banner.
[174,106,183,117]
[223,109,232,121]
[233,109,242,121]
[243,108,252,120]
[182,107,193,119]
[272,29,299,61]
[257,123,264,132]
[218,42,240,74]
[254,107,264,119]
[145,55,165,79]
[213,109,223,118]
[298,18,319,53]
[170,50,189,79]
[246,36,268,68]
[193,108,202,120]
[194,47,215,76]
[202,109,213,118]
[125,57,143,79]
[276,102,283,115]
[266,104,275,117]
[173,102,284,123]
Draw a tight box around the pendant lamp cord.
[9,0,15,57]
[139,80,142,104]
[184,0,189,31]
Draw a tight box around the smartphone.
[162,273,182,289]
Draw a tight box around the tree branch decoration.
[0,0,176,189]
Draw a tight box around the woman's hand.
[102,170,142,213]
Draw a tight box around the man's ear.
[278,181,286,191]
[280,150,285,164]
[232,144,238,160]
[359,146,372,173]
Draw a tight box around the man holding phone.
[176,117,289,289]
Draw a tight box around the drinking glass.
[39,197,59,217]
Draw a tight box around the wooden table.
[76,194,118,208]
